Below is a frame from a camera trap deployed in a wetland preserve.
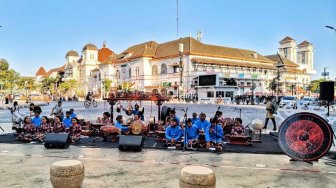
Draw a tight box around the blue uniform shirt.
[114,121,129,132]
[70,113,77,119]
[195,119,210,131]
[205,124,224,143]
[132,109,144,120]
[165,125,182,141]
[31,116,42,128]
[191,117,199,125]
[184,125,199,141]
[63,117,72,128]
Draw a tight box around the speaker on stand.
[44,133,71,149]
[320,81,335,116]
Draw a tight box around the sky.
[0,0,335,80]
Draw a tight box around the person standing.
[51,101,63,117]
[263,97,277,131]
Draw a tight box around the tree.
[268,78,277,93]
[310,79,324,93]
[0,58,9,71]
[0,58,20,91]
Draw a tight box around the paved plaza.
[1,101,336,188]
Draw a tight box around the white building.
[37,36,315,101]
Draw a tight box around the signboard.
[198,74,218,86]
[252,74,258,79]
[238,73,244,78]
[162,82,171,88]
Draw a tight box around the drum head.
[278,112,333,161]
[131,121,142,135]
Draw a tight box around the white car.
[280,96,297,108]
[295,97,320,109]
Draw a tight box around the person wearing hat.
[132,104,144,120]
[114,115,129,133]
[184,118,199,147]
[50,100,63,117]
[205,117,224,151]
[63,111,72,129]
[195,112,210,134]
[165,117,182,145]
[190,112,199,125]
[168,109,180,125]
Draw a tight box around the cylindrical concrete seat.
[50,160,85,188]
[179,166,216,188]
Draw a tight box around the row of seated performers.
[165,112,245,151]
[17,114,82,143]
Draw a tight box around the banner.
[162,82,171,88]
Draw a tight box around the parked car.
[294,97,320,109]
[279,96,297,109]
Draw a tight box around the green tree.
[0,58,20,91]
[310,79,324,93]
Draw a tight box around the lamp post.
[178,38,184,102]
[276,53,285,102]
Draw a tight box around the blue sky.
[0,0,335,80]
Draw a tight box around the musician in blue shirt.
[165,118,182,144]
[69,108,77,118]
[169,109,180,125]
[114,115,129,133]
[63,111,72,129]
[132,104,144,120]
[195,112,210,134]
[31,110,42,128]
[205,117,224,152]
[190,112,199,124]
[184,118,199,148]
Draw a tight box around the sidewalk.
[0,101,50,110]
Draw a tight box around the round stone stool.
[179,166,216,188]
[50,160,85,188]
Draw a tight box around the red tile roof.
[45,65,65,76]
[35,66,47,76]
[98,47,114,62]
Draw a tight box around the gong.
[278,112,333,161]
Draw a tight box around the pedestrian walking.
[263,97,277,131]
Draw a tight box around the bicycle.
[84,99,98,108]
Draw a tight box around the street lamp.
[276,53,285,101]
[325,25,336,32]
[178,38,184,102]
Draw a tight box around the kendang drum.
[278,112,333,162]
[100,125,120,135]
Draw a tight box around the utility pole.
[276,53,285,102]
[322,67,329,81]
[178,38,184,102]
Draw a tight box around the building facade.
[36,36,315,101]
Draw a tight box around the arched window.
[152,65,158,75]
[129,68,132,78]
[160,64,167,74]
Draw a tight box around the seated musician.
[69,108,77,118]
[169,109,180,125]
[36,116,52,142]
[215,111,224,126]
[195,112,210,134]
[191,112,199,124]
[114,115,129,133]
[165,118,182,145]
[70,117,82,143]
[205,117,224,152]
[133,114,148,133]
[96,112,111,124]
[52,116,66,133]
[63,111,72,129]
[18,116,36,142]
[184,118,199,147]
[231,118,244,136]
[132,104,144,120]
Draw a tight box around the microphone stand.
[174,106,188,151]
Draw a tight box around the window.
[152,65,158,75]
[98,73,101,81]
[240,82,244,86]
[160,64,167,74]
[129,68,131,78]
[90,54,94,60]
[216,91,225,98]
[247,82,251,86]
[284,48,288,58]
[173,66,179,73]
[301,52,305,64]
[207,91,214,98]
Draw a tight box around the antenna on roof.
[196,30,203,42]
[103,41,106,48]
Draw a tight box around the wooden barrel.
[179,166,216,188]
[50,160,85,188]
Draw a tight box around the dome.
[82,43,98,51]
[66,50,79,57]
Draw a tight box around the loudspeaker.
[44,133,70,149]
[118,135,144,151]
[320,82,335,101]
